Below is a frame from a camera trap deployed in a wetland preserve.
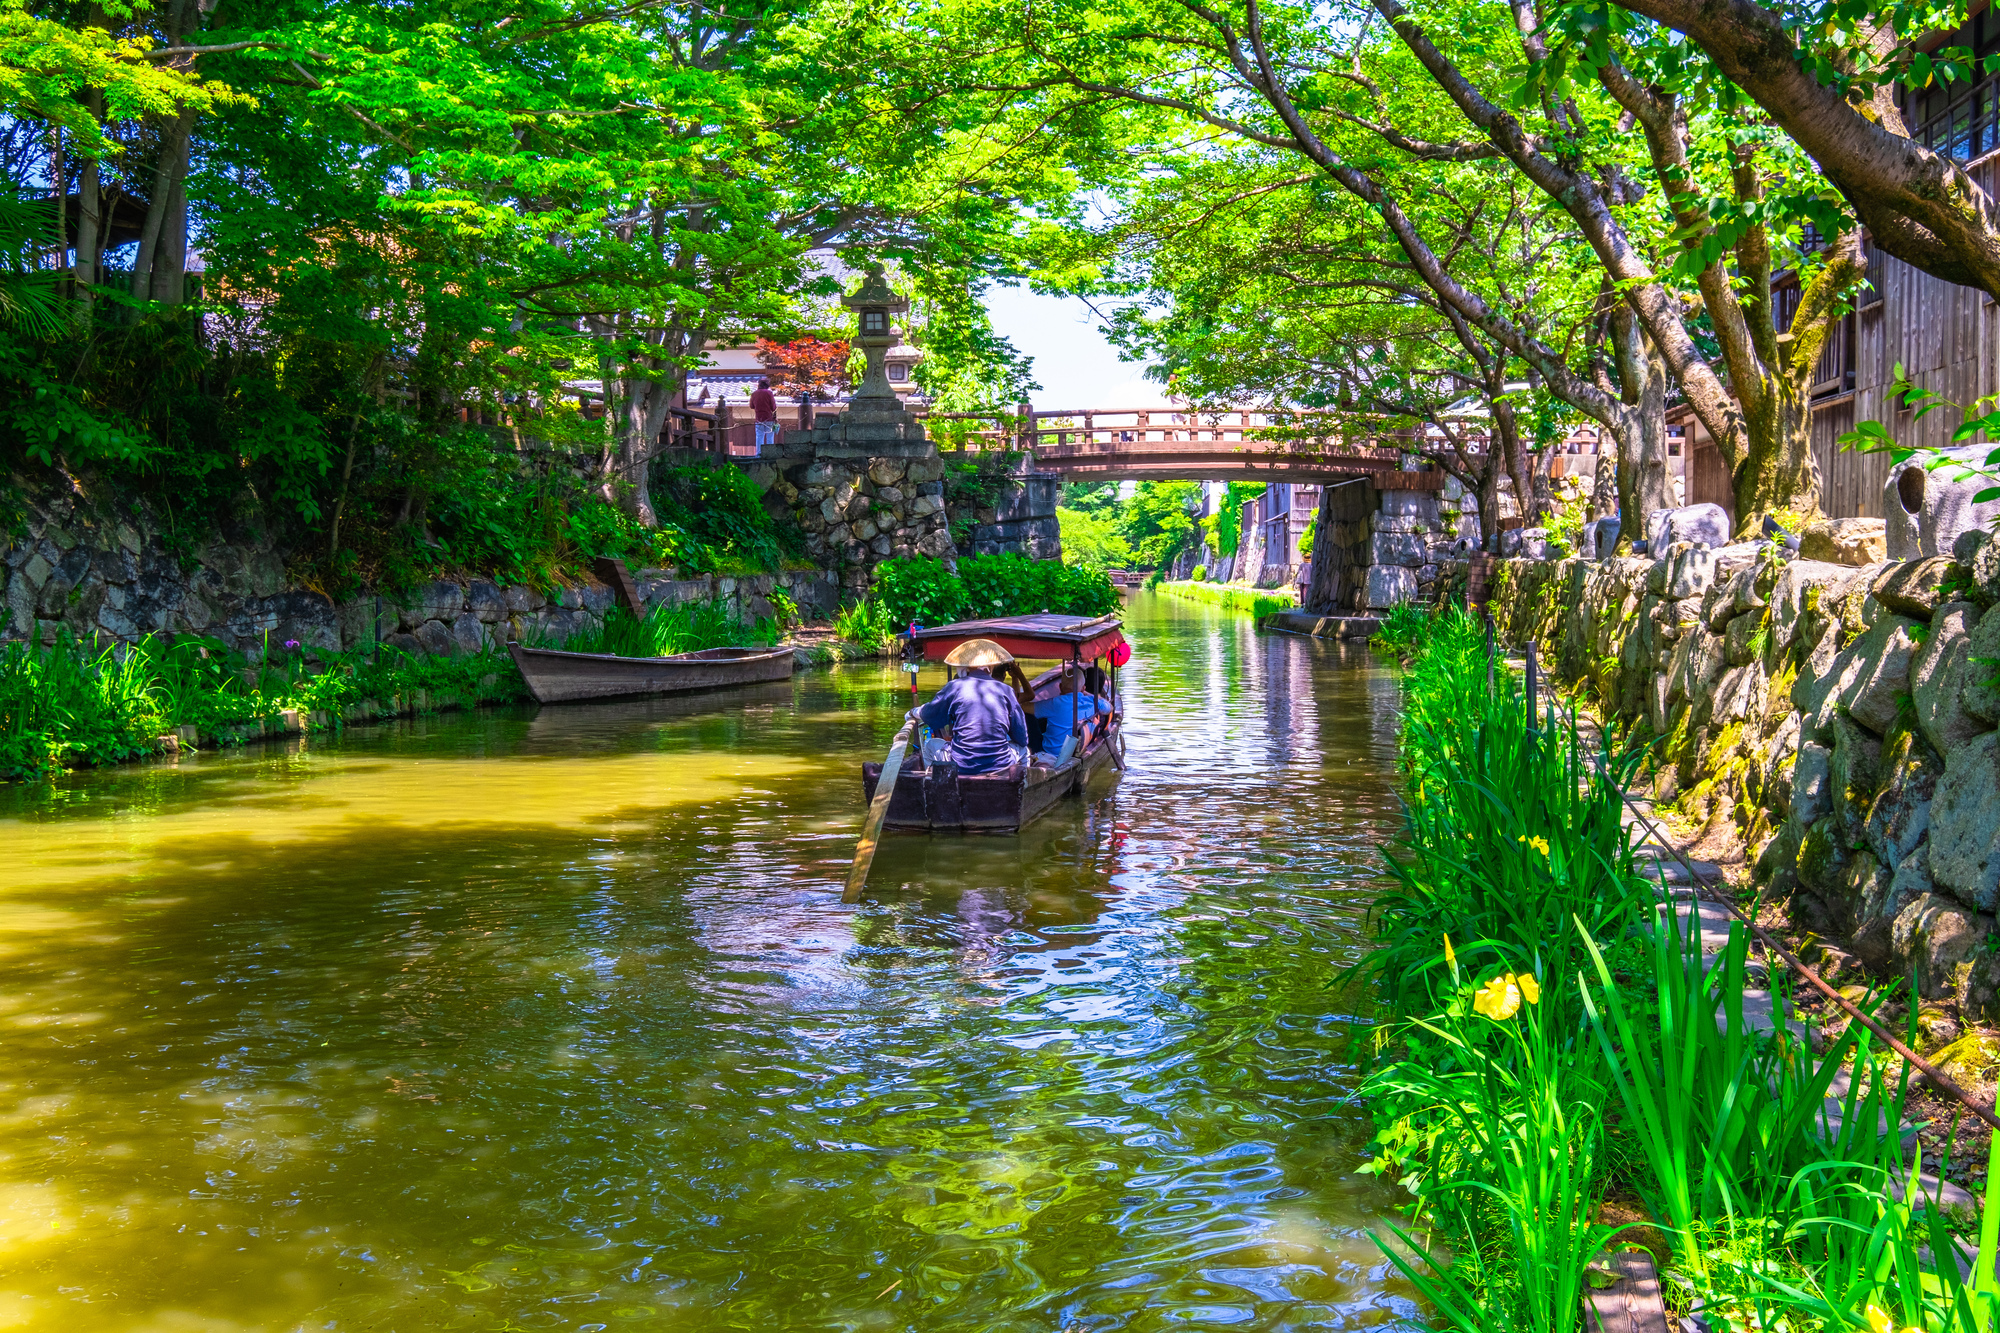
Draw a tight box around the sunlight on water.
[0,593,1422,1331]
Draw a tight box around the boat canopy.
[909,612,1126,664]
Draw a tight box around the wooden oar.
[843,716,916,903]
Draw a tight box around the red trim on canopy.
[918,628,1127,664]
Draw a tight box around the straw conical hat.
[943,638,1014,668]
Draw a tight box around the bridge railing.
[918,405,1609,466]
[922,406,1431,454]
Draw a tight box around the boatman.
[914,639,1029,775]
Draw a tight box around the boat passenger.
[914,639,1029,775]
[1034,665,1110,758]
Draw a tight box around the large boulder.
[1914,602,1992,755]
[1834,613,1924,734]
[1648,503,1733,552]
[1801,517,1889,566]
[400,579,465,631]
[1872,557,1958,620]
[1586,516,1621,559]
[1966,604,2000,723]
[1864,745,1939,873]
[1828,713,1885,846]
[1891,890,1990,1001]
[1500,526,1553,559]
[1930,731,2000,911]
[1791,743,1833,825]
[1973,530,2000,606]
[1884,457,2000,560]
[1768,560,1848,655]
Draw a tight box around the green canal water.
[0,592,1417,1332]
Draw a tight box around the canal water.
[0,592,1416,1332]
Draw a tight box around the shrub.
[1191,564,1207,581]
[833,597,893,648]
[873,553,1118,629]
[1371,602,1431,660]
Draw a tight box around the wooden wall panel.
[1841,174,1997,517]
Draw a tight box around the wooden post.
[714,401,732,459]
[593,556,643,614]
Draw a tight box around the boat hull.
[861,728,1120,834]
[507,641,795,704]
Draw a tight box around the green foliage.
[833,597,894,648]
[1371,602,1432,660]
[1057,505,1136,568]
[1156,579,1292,619]
[0,631,528,782]
[1842,363,2000,510]
[1214,481,1264,557]
[1357,607,1653,1329]
[1544,485,1591,558]
[1297,511,1317,560]
[537,600,775,658]
[1120,481,1198,567]
[872,553,1118,629]
[1190,564,1206,580]
[655,461,799,575]
[1364,609,2000,1331]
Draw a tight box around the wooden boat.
[507,641,795,705]
[860,612,1128,834]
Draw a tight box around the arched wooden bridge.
[925,407,1448,488]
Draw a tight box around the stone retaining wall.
[743,452,956,595]
[1,479,840,656]
[1473,534,2000,1014]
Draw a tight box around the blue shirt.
[1033,692,1104,754]
[916,674,1028,775]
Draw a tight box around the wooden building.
[1679,42,2000,526]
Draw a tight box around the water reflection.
[0,592,1420,1331]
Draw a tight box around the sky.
[984,284,1176,412]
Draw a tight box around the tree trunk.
[1477,445,1502,551]
[1733,381,1820,532]
[1590,428,1619,521]
[74,90,102,301]
[151,165,188,303]
[130,111,192,300]
[1495,398,1539,527]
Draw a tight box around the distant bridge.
[927,407,1447,488]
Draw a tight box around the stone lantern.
[842,261,909,403]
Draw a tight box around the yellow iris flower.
[1443,934,1456,969]
[1517,834,1551,857]
[1865,1303,1921,1333]
[1472,972,1541,1021]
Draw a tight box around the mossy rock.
[1796,816,1847,892]
[1928,1032,2000,1087]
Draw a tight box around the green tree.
[1056,505,1135,567]
[1119,480,1197,567]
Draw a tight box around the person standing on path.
[750,379,778,453]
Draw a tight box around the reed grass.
[1367,606,2000,1331]
[540,598,775,658]
[0,630,527,782]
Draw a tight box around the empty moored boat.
[507,641,795,705]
